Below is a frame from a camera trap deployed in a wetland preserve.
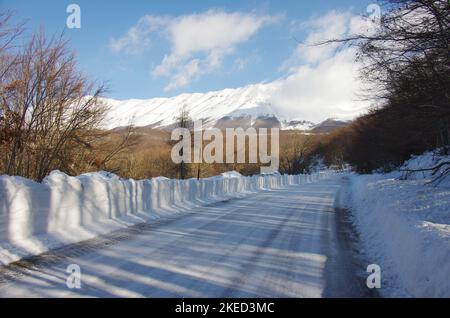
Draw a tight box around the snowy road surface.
[0,177,371,297]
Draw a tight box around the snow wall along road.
[0,171,331,265]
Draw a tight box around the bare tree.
[0,11,24,171]
[0,29,109,181]
[280,135,314,174]
[0,11,23,50]
[172,105,193,179]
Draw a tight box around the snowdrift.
[0,170,329,265]
[349,150,450,297]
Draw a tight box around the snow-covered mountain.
[103,84,278,129]
[102,84,344,131]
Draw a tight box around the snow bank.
[220,171,243,178]
[399,149,450,186]
[348,150,450,297]
[0,170,330,265]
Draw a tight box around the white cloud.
[281,11,367,70]
[270,11,371,122]
[164,59,200,92]
[109,15,169,54]
[270,48,369,122]
[170,11,277,55]
[111,10,279,91]
[157,10,279,91]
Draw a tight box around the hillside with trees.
[310,0,449,178]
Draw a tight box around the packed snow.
[0,170,330,266]
[220,171,243,178]
[347,150,450,297]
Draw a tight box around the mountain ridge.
[102,84,350,132]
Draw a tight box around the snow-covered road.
[0,177,371,297]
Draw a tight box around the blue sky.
[1,0,373,119]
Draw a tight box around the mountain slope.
[311,119,351,133]
[102,84,347,132]
[103,84,279,129]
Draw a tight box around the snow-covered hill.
[102,84,324,131]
